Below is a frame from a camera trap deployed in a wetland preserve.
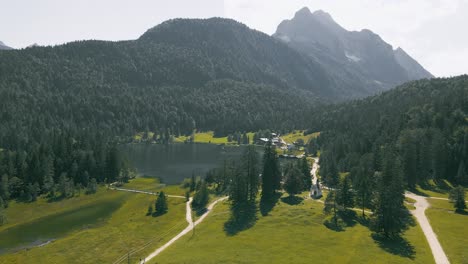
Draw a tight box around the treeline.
[308,76,468,188]
[0,131,133,207]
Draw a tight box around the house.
[310,181,322,199]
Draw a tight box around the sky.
[1,0,467,77]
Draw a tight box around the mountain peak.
[295,7,312,17]
[0,40,13,50]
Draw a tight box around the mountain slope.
[308,75,468,187]
[0,41,13,50]
[274,7,433,95]
[0,18,334,144]
[394,47,433,80]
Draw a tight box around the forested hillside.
[308,76,468,188]
[0,18,335,146]
[0,18,325,206]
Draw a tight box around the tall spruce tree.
[192,181,209,209]
[352,155,374,217]
[284,164,303,196]
[299,157,311,191]
[373,151,408,237]
[155,191,168,215]
[0,197,5,225]
[261,142,275,200]
[337,175,355,210]
[324,189,338,227]
[241,145,259,201]
[449,186,466,212]
[456,161,467,185]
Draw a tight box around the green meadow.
[426,198,468,263]
[152,192,433,264]
[0,180,188,264]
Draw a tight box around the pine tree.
[155,191,168,215]
[352,155,374,217]
[456,161,467,185]
[327,160,340,189]
[261,142,274,200]
[337,175,355,210]
[147,203,153,216]
[373,151,408,237]
[284,164,303,196]
[0,174,9,200]
[299,157,311,191]
[0,197,5,226]
[189,173,196,192]
[87,178,98,194]
[261,142,281,201]
[242,145,259,201]
[449,186,466,212]
[192,181,209,209]
[324,189,338,227]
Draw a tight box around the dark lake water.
[120,143,252,184]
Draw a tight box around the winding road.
[109,184,227,263]
[405,192,450,264]
[141,196,228,263]
[310,159,450,264]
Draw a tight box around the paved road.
[405,192,450,264]
[142,196,228,263]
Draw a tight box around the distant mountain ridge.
[0,41,13,50]
[274,7,433,94]
[0,15,436,138]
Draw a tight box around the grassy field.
[426,198,468,263]
[415,180,467,199]
[123,177,186,196]
[0,184,188,263]
[174,131,230,144]
[282,130,320,144]
[152,192,433,264]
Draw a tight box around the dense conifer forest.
[308,76,468,188]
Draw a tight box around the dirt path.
[108,185,185,199]
[405,192,450,264]
[311,157,319,185]
[141,196,228,263]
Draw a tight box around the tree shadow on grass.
[338,209,358,228]
[455,209,468,215]
[280,195,304,205]
[224,202,257,236]
[371,233,416,259]
[152,211,167,217]
[259,192,281,216]
[323,217,345,232]
[324,209,358,232]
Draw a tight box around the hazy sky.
[1,0,467,77]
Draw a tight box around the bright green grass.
[415,180,467,199]
[123,177,187,196]
[0,187,113,232]
[174,131,230,144]
[0,189,187,263]
[152,193,433,264]
[0,192,128,253]
[426,198,468,263]
[282,130,320,144]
